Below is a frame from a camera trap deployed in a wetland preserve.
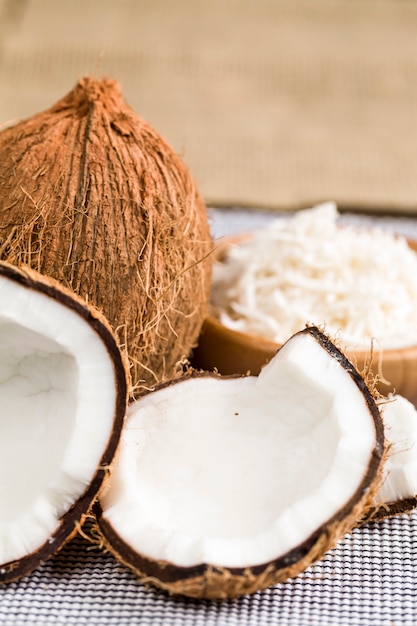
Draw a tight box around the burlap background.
[1,0,417,212]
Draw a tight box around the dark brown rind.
[359,497,417,526]
[95,326,385,599]
[304,326,385,463]
[0,261,128,583]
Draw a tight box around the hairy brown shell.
[0,77,213,393]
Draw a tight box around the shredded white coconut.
[211,202,417,350]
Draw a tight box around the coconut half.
[362,394,417,523]
[96,326,384,599]
[0,262,127,582]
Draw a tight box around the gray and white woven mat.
[1,512,416,626]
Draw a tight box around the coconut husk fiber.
[1,0,417,213]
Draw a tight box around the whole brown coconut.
[0,77,213,392]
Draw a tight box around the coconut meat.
[211,202,417,350]
[377,395,417,505]
[0,275,118,565]
[101,331,378,569]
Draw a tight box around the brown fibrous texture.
[0,76,213,393]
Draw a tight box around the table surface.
[2,207,417,626]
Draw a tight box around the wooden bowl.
[192,238,417,406]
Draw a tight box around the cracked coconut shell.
[96,327,385,599]
[0,260,127,582]
[0,77,213,392]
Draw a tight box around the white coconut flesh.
[377,395,417,506]
[0,271,121,567]
[100,329,381,570]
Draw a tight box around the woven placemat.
[1,0,417,212]
[1,513,416,626]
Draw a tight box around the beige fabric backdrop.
[1,0,417,212]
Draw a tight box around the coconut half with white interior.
[0,261,127,582]
[362,394,417,523]
[96,326,384,599]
